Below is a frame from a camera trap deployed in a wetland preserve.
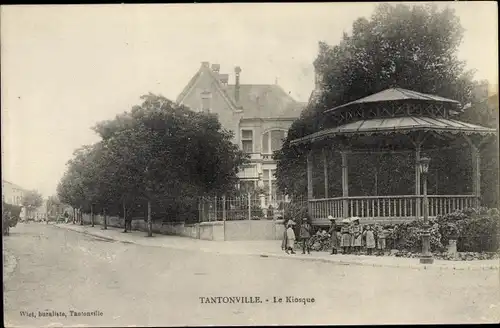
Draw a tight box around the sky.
[1,2,498,197]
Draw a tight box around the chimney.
[211,64,220,73]
[201,61,210,68]
[219,74,229,86]
[234,66,241,103]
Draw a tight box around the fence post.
[222,195,226,241]
[197,197,201,239]
[247,193,251,220]
[222,195,226,221]
[214,196,217,222]
[198,197,202,223]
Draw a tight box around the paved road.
[3,223,499,326]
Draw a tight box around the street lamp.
[419,157,434,264]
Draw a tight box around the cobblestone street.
[3,223,500,326]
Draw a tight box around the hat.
[287,220,296,226]
[328,215,335,221]
[351,217,360,222]
[342,218,350,223]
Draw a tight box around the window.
[261,168,283,207]
[262,130,286,154]
[200,91,211,113]
[263,169,270,188]
[241,130,253,153]
[239,165,257,179]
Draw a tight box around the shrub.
[437,207,499,252]
[2,202,21,228]
[389,219,444,252]
[283,199,308,221]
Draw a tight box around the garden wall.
[81,214,284,241]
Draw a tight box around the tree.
[58,93,248,235]
[459,93,499,208]
[92,94,248,235]
[276,3,480,199]
[46,195,62,219]
[3,202,21,235]
[22,190,43,219]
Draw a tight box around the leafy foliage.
[275,3,494,202]
[383,207,499,253]
[459,94,499,208]
[57,94,247,225]
[389,220,444,252]
[3,202,21,227]
[21,190,43,219]
[22,190,43,209]
[283,198,308,221]
[437,207,499,252]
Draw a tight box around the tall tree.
[46,195,62,218]
[59,93,248,235]
[276,3,480,199]
[22,190,43,219]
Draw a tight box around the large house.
[176,62,306,206]
[2,180,48,220]
[2,180,25,206]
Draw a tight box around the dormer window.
[200,91,212,113]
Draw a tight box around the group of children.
[282,215,391,256]
[281,217,313,255]
[331,216,390,255]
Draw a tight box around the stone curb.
[252,252,500,271]
[52,224,499,271]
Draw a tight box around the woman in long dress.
[281,218,288,252]
[285,220,296,254]
[328,216,339,254]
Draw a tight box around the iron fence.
[198,195,290,222]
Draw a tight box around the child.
[328,216,339,255]
[377,225,388,255]
[363,225,376,255]
[350,218,362,255]
[285,220,296,254]
[340,219,351,254]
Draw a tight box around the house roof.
[291,116,497,146]
[176,63,305,119]
[2,180,26,191]
[225,84,305,119]
[176,66,240,110]
[325,88,460,113]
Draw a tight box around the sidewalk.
[52,223,499,271]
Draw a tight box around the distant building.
[2,180,48,220]
[2,180,25,206]
[177,62,306,206]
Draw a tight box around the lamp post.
[419,157,434,264]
